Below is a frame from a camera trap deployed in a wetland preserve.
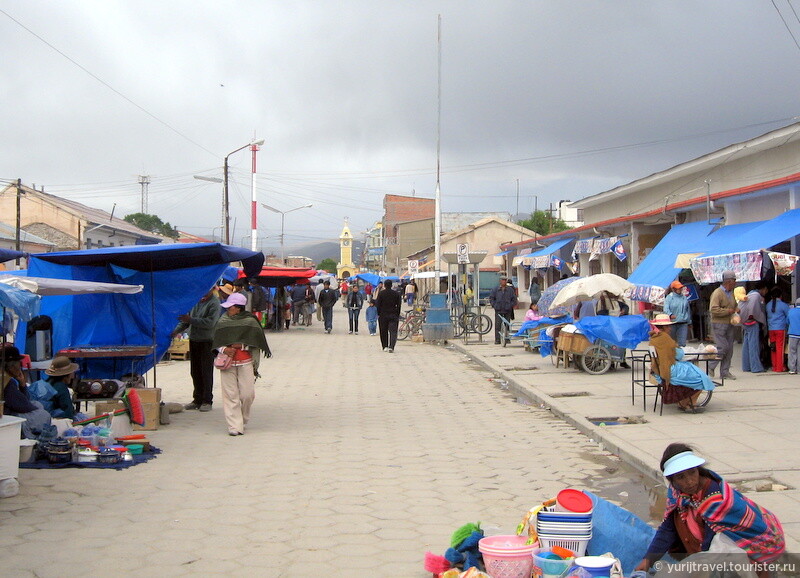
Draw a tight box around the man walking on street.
[375,279,401,352]
[708,270,738,380]
[314,279,325,322]
[171,288,221,411]
[317,280,338,333]
[489,276,518,345]
[347,282,364,334]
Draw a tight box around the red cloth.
[769,330,787,372]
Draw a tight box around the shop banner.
[690,251,763,284]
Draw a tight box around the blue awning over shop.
[712,209,800,255]
[494,249,513,256]
[513,237,575,267]
[628,221,716,288]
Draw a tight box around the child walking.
[366,299,378,336]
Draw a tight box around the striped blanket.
[666,470,785,562]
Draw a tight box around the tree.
[317,258,337,273]
[124,212,180,239]
[517,210,571,236]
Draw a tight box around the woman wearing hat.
[649,314,715,412]
[636,443,784,576]
[2,346,52,438]
[44,356,79,419]
[663,280,691,347]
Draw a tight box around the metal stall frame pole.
[150,269,157,388]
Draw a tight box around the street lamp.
[223,139,264,246]
[261,203,313,263]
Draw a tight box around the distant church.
[336,219,356,279]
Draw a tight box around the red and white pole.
[250,142,260,252]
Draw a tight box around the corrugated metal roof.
[0,222,54,246]
[441,212,512,232]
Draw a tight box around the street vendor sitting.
[649,314,714,412]
[2,346,52,439]
[43,356,79,419]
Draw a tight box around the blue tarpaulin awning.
[513,237,574,266]
[494,249,513,256]
[709,209,800,255]
[0,248,26,263]
[627,222,716,288]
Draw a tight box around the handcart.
[554,315,650,375]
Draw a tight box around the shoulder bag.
[214,351,234,370]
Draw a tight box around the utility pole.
[138,175,150,213]
[15,179,22,268]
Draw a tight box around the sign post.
[457,243,470,264]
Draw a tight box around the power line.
[0,7,219,159]
[771,0,800,54]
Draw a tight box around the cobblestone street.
[1,313,637,577]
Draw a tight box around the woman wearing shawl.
[636,443,784,576]
[212,292,271,436]
[649,314,714,412]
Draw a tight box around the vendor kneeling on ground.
[2,346,51,439]
[636,443,785,577]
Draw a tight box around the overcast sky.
[4,1,800,251]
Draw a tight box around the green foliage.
[317,258,338,272]
[124,212,180,239]
[517,210,571,236]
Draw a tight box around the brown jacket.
[709,286,736,324]
[649,330,677,386]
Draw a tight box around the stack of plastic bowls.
[536,489,593,556]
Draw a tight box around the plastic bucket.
[573,556,615,577]
[532,548,573,578]
[19,440,37,463]
[478,535,536,578]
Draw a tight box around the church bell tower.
[336,218,356,279]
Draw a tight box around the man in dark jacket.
[375,279,402,352]
[290,282,309,325]
[489,277,518,344]
[317,280,339,334]
[171,288,221,411]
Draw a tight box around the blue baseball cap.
[663,451,706,477]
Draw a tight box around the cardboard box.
[133,402,160,431]
[95,400,124,417]
[128,387,161,404]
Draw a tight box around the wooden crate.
[167,339,190,360]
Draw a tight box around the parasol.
[536,276,581,317]
[550,273,635,308]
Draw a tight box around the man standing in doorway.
[708,270,738,380]
[489,276,518,345]
[528,276,542,306]
[317,280,338,334]
[375,279,402,352]
[171,288,221,412]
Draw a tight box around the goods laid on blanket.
[424,488,632,578]
[23,423,153,466]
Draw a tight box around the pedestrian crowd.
[170,275,413,436]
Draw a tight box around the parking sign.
[457,243,469,264]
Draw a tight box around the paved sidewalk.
[454,333,800,553]
[2,312,646,577]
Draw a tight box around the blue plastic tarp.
[20,244,261,376]
[584,491,656,575]
[628,222,715,288]
[0,248,25,263]
[706,209,800,255]
[513,316,573,336]
[574,315,651,350]
[354,273,380,286]
[0,283,40,321]
[221,265,240,282]
[30,242,264,278]
[518,237,575,259]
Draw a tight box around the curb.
[450,341,665,485]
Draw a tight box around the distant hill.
[286,239,363,266]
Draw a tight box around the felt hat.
[218,283,235,296]
[663,450,706,477]
[650,313,674,326]
[722,270,737,281]
[46,356,79,377]
[670,280,684,290]
[1,345,24,361]
[221,293,247,308]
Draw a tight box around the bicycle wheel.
[695,390,713,407]
[398,321,412,340]
[580,344,612,374]
[451,314,465,338]
[471,314,492,335]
